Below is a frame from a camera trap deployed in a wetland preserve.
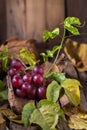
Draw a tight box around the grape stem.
[45,28,66,77]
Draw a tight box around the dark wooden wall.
[6,0,65,42]
[65,0,87,42]
[0,0,6,43]
[0,0,87,43]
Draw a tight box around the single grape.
[33,66,44,75]
[26,85,36,99]
[21,82,31,93]
[12,75,23,88]
[15,88,26,98]
[8,68,16,77]
[37,86,46,99]
[33,74,43,85]
[23,73,32,83]
[11,59,24,70]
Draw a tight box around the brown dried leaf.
[0,37,39,59]
[0,108,22,124]
[64,39,87,72]
[41,61,60,75]
[0,113,5,125]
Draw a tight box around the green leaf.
[30,102,60,130]
[0,89,8,100]
[0,46,9,72]
[22,102,35,127]
[20,48,37,68]
[30,109,50,130]
[43,28,59,41]
[61,79,81,106]
[46,72,66,84]
[59,108,66,121]
[64,17,81,35]
[0,80,5,91]
[40,45,61,62]
[46,81,62,102]
[52,45,62,54]
[46,50,54,58]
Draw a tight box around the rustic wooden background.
[0,0,87,43]
[0,0,65,43]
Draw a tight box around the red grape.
[27,86,36,99]
[33,66,44,75]
[12,75,23,88]
[8,68,16,77]
[37,86,46,99]
[33,74,43,85]
[23,73,32,83]
[15,88,25,98]
[11,59,24,70]
[21,82,31,93]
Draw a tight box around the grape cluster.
[8,59,51,100]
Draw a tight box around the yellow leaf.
[0,108,22,124]
[61,79,81,106]
[64,38,87,72]
[68,112,87,130]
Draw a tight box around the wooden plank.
[0,0,6,43]
[6,0,65,42]
[26,0,65,42]
[65,0,87,42]
[26,0,47,41]
[6,0,27,39]
[46,0,65,30]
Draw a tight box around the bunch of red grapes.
[8,59,51,100]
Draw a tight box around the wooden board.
[6,0,65,42]
[0,0,6,43]
[65,0,87,42]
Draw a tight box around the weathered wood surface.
[65,0,87,42]
[0,0,6,43]
[6,0,65,42]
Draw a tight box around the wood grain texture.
[0,0,6,43]
[6,0,65,42]
[6,0,27,39]
[65,0,87,42]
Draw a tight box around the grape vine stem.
[45,28,66,77]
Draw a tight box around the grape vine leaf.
[43,28,59,41]
[46,81,62,102]
[0,46,10,71]
[20,48,37,69]
[40,45,61,62]
[64,17,81,35]
[0,89,8,100]
[46,72,66,84]
[22,102,35,127]
[30,101,60,130]
[39,99,65,121]
[61,79,81,106]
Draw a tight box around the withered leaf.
[64,39,87,72]
[0,113,5,125]
[68,112,87,130]
[0,37,39,60]
[0,108,22,124]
